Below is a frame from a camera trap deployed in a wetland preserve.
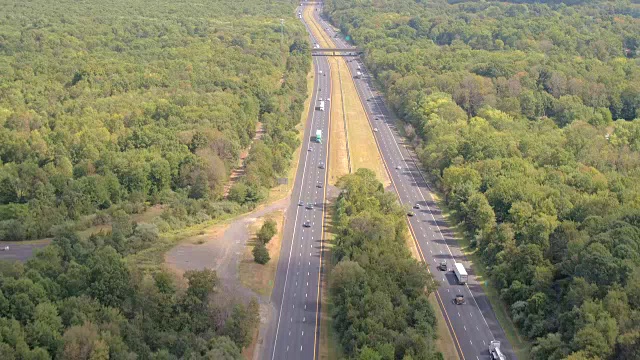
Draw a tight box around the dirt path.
[223,122,265,197]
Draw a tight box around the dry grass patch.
[339,62,389,186]
[238,210,285,297]
[327,57,350,184]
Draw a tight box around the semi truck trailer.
[489,340,506,360]
[453,262,468,285]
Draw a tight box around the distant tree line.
[331,169,441,360]
[0,0,311,240]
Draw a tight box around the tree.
[257,219,277,244]
[87,246,131,308]
[26,302,63,355]
[205,336,242,360]
[252,243,270,264]
[184,269,218,303]
[60,322,101,360]
[223,299,259,349]
[463,192,496,234]
[188,171,210,200]
[453,75,495,116]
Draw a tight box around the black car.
[438,261,447,271]
[319,162,325,169]
[413,204,421,210]
[407,211,415,217]
[298,200,304,206]
[317,183,323,188]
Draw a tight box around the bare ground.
[165,197,289,297]
[165,197,290,360]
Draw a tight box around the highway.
[310,3,517,360]
[262,4,331,360]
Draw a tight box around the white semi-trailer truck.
[453,262,468,285]
[489,340,506,360]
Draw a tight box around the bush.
[252,243,270,264]
[257,219,277,244]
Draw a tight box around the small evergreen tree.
[252,243,270,264]
[257,219,277,244]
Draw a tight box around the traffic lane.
[348,61,515,358]
[0,242,48,262]
[282,148,325,353]
[396,135,516,358]
[341,58,497,351]
[365,86,506,358]
[270,52,323,309]
[318,13,514,358]
[312,9,498,360]
[281,65,329,357]
[271,21,331,358]
[268,49,330,358]
[272,117,326,357]
[270,2,320,351]
[394,164,495,358]
[279,220,321,357]
[358,75,496,354]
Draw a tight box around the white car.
[1,246,9,251]
[373,128,379,132]
[396,166,401,170]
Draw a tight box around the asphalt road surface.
[261,4,331,359]
[312,5,518,360]
[0,242,48,262]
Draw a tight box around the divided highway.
[262,4,331,360]
[311,4,517,360]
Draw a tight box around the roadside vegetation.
[331,169,441,360]
[325,0,640,359]
[0,0,310,241]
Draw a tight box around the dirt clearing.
[238,209,285,297]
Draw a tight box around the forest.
[324,0,640,359]
[0,229,259,359]
[331,169,441,360]
[0,0,308,357]
[0,0,310,240]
